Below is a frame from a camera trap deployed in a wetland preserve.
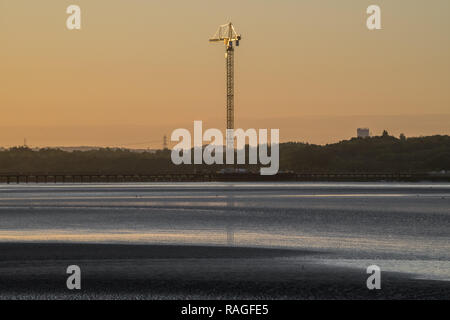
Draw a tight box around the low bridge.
[0,172,447,183]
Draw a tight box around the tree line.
[0,133,449,174]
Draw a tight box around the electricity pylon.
[163,134,168,150]
[209,22,241,149]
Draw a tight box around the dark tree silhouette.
[0,135,449,174]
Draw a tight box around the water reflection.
[225,185,236,246]
[0,182,449,282]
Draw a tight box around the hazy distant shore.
[1,135,449,179]
[0,243,449,300]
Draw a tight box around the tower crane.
[209,22,241,149]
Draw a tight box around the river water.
[0,182,449,281]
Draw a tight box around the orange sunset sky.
[1,0,449,148]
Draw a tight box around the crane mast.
[226,44,234,132]
[209,22,241,149]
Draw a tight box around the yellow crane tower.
[209,22,241,149]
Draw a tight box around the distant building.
[357,128,370,138]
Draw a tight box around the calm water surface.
[0,182,449,280]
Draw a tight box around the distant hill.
[280,134,450,173]
[0,134,449,174]
[34,146,157,153]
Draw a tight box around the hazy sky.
[1,0,449,147]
